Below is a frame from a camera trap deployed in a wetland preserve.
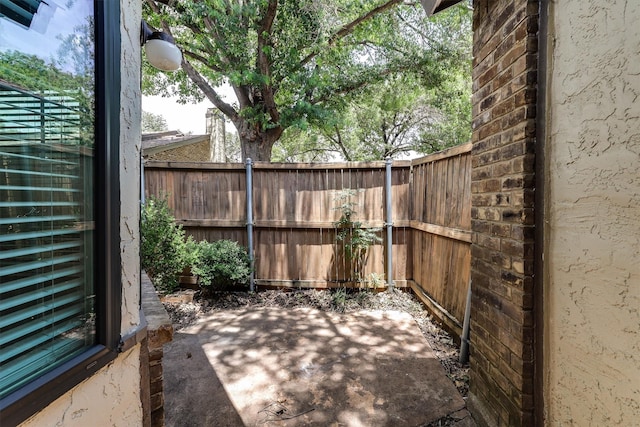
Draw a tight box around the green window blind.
[0,0,43,28]
[0,84,95,398]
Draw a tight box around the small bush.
[141,195,189,293]
[333,189,382,282]
[332,287,348,312]
[183,237,200,271]
[193,240,251,290]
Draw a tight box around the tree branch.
[233,84,251,109]
[311,64,405,105]
[147,0,238,67]
[300,0,403,67]
[180,59,238,122]
[147,0,184,14]
[146,0,239,124]
[256,0,279,124]
[395,12,440,47]
[325,125,353,161]
[182,49,224,73]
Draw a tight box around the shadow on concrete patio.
[164,307,473,426]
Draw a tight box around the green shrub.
[183,236,200,271]
[193,240,251,290]
[332,287,348,312]
[333,189,382,282]
[141,195,189,293]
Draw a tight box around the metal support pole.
[385,157,394,290]
[245,158,255,291]
[459,280,472,364]
[140,159,145,205]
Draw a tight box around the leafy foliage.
[275,75,442,161]
[140,195,250,292]
[1,51,81,92]
[192,240,251,290]
[0,47,95,145]
[418,5,472,152]
[53,16,95,145]
[143,0,469,161]
[272,4,472,161]
[0,16,95,145]
[142,111,169,132]
[141,195,191,293]
[333,189,383,283]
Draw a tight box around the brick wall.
[468,0,539,425]
[148,346,168,427]
[141,273,173,427]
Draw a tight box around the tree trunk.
[241,137,273,162]
[235,119,283,162]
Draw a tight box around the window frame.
[0,1,122,425]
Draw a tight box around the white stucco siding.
[545,0,640,425]
[119,0,143,332]
[20,347,142,427]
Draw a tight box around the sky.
[0,0,92,74]
[142,84,236,135]
[142,95,214,135]
[0,0,219,136]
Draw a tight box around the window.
[0,1,121,424]
[0,85,96,397]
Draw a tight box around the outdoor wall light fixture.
[140,20,182,72]
[420,0,461,16]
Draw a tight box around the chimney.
[206,108,226,162]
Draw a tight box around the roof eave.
[420,0,464,16]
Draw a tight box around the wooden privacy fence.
[144,143,472,336]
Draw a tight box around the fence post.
[140,159,145,205]
[385,157,394,290]
[459,280,472,363]
[245,158,255,291]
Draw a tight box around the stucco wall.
[20,1,144,425]
[19,347,142,427]
[544,0,640,424]
[120,0,142,332]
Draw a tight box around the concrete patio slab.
[164,307,467,426]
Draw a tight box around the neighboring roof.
[420,0,463,16]
[142,130,209,156]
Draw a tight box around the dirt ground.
[162,288,474,427]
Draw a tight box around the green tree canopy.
[0,50,86,93]
[274,75,448,161]
[0,48,95,145]
[272,4,472,162]
[142,110,169,132]
[143,0,470,161]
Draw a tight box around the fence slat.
[144,145,471,336]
